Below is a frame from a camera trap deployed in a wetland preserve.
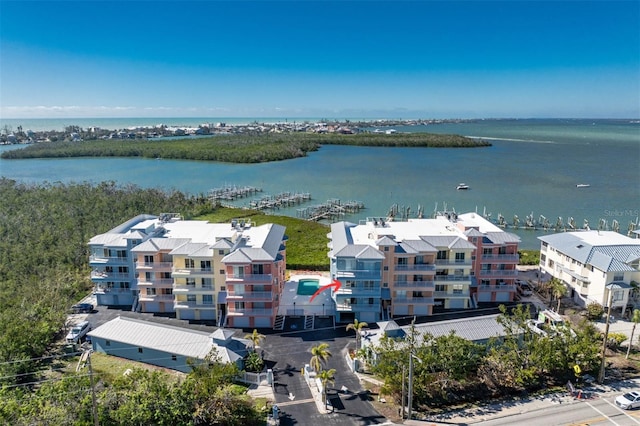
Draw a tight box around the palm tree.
[550,278,567,312]
[627,309,640,359]
[244,329,265,352]
[346,319,369,351]
[310,342,332,372]
[317,368,336,406]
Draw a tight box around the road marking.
[602,398,640,424]
[275,397,316,407]
[584,399,622,426]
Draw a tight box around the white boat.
[576,184,590,188]
[456,183,470,190]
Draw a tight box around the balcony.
[91,270,131,280]
[137,278,174,287]
[335,303,380,312]
[394,264,436,272]
[226,291,275,301]
[173,284,215,294]
[135,261,173,271]
[226,273,273,283]
[477,270,518,277]
[393,280,435,290]
[335,287,381,297]
[89,255,128,265]
[393,296,435,305]
[435,259,473,267]
[227,308,274,316]
[335,269,381,280]
[138,294,175,302]
[174,300,216,310]
[432,290,470,298]
[480,254,520,262]
[171,266,214,277]
[434,275,471,282]
[94,287,132,294]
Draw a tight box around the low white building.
[538,231,640,312]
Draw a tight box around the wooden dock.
[297,199,365,221]
[209,185,262,202]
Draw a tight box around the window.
[219,269,225,275]
[160,272,171,279]
[171,355,177,361]
[160,288,172,295]
[233,266,245,277]
[435,284,446,292]
[252,264,264,275]
[145,272,153,281]
[613,290,624,302]
[397,258,408,265]
[498,247,506,255]
[185,258,194,268]
[383,282,388,288]
[413,291,423,298]
[383,266,389,271]
[453,284,463,294]
[481,279,490,286]
[118,266,128,273]
[116,250,127,259]
[202,278,213,289]
[220,286,226,291]
[203,295,213,305]
[218,250,225,255]
[105,340,111,346]
[147,288,156,295]
[201,260,211,272]
[186,278,196,287]
[455,252,465,262]
[144,255,154,265]
[614,274,624,281]
[384,246,389,252]
[138,348,143,353]
[187,294,196,302]
[235,302,245,310]
[437,250,447,260]
[483,248,492,255]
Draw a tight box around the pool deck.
[279,274,335,316]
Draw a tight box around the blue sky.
[1,1,638,119]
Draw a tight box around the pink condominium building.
[89,214,286,328]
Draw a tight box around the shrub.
[586,302,604,321]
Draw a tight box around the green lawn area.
[197,207,331,270]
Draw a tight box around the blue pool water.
[297,279,320,296]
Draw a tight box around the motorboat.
[456,183,470,190]
[576,184,590,188]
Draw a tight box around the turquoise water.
[297,279,320,296]
[0,119,638,249]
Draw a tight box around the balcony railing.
[173,284,215,293]
[94,287,132,294]
[335,270,381,279]
[137,278,174,287]
[335,303,380,312]
[393,280,435,289]
[171,267,214,276]
[226,291,275,301]
[432,290,470,298]
[135,261,173,269]
[394,264,436,272]
[91,271,131,280]
[393,296,435,305]
[434,275,471,282]
[174,300,216,309]
[90,255,128,264]
[227,273,273,282]
[435,259,472,266]
[480,254,520,261]
[335,287,381,297]
[138,294,175,302]
[227,308,274,316]
[478,270,518,277]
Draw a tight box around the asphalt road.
[262,324,389,425]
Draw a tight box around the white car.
[66,321,91,344]
[615,391,640,409]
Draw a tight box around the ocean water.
[1,118,638,249]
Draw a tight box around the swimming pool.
[297,278,320,295]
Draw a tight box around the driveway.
[262,325,389,425]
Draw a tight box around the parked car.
[71,303,94,313]
[517,282,533,297]
[615,391,640,409]
[66,321,91,344]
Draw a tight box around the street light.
[407,353,422,420]
[599,283,621,383]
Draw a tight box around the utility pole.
[407,317,416,420]
[599,285,615,384]
[401,365,405,420]
[87,350,99,426]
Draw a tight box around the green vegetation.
[0,351,266,425]
[518,249,540,265]
[1,132,491,163]
[369,304,602,409]
[197,207,330,270]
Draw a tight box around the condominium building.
[538,231,640,311]
[89,215,286,327]
[327,212,519,324]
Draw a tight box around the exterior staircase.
[273,315,285,331]
[304,315,314,330]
